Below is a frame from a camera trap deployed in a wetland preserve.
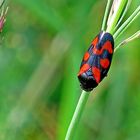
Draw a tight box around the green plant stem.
[114,0,132,32]
[106,0,127,34]
[113,5,140,39]
[115,30,140,51]
[101,0,112,31]
[65,90,89,140]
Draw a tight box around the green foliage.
[0,0,140,140]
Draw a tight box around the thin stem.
[113,5,140,39]
[65,90,89,140]
[101,0,112,31]
[114,0,132,32]
[106,0,127,34]
[115,30,140,51]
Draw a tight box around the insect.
[77,31,114,92]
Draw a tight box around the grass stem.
[106,0,127,33]
[101,0,112,31]
[65,90,89,140]
[113,5,140,39]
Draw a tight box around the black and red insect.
[77,31,114,91]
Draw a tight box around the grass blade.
[101,0,112,31]
[113,5,140,39]
[115,30,140,51]
[114,0,132,31]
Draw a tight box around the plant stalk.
[65,90,89,140]
[106,0,127,33]
[101,0,112,31]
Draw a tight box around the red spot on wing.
[93,41,113,55]
[100,58,110,69]
[78,64,90,76]
[83,52,90,61]
[92,36,98,46]
[103,41,113,54]
[92,67,101,84]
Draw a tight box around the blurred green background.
[0,0,140,140]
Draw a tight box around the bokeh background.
[0,0,140,140]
